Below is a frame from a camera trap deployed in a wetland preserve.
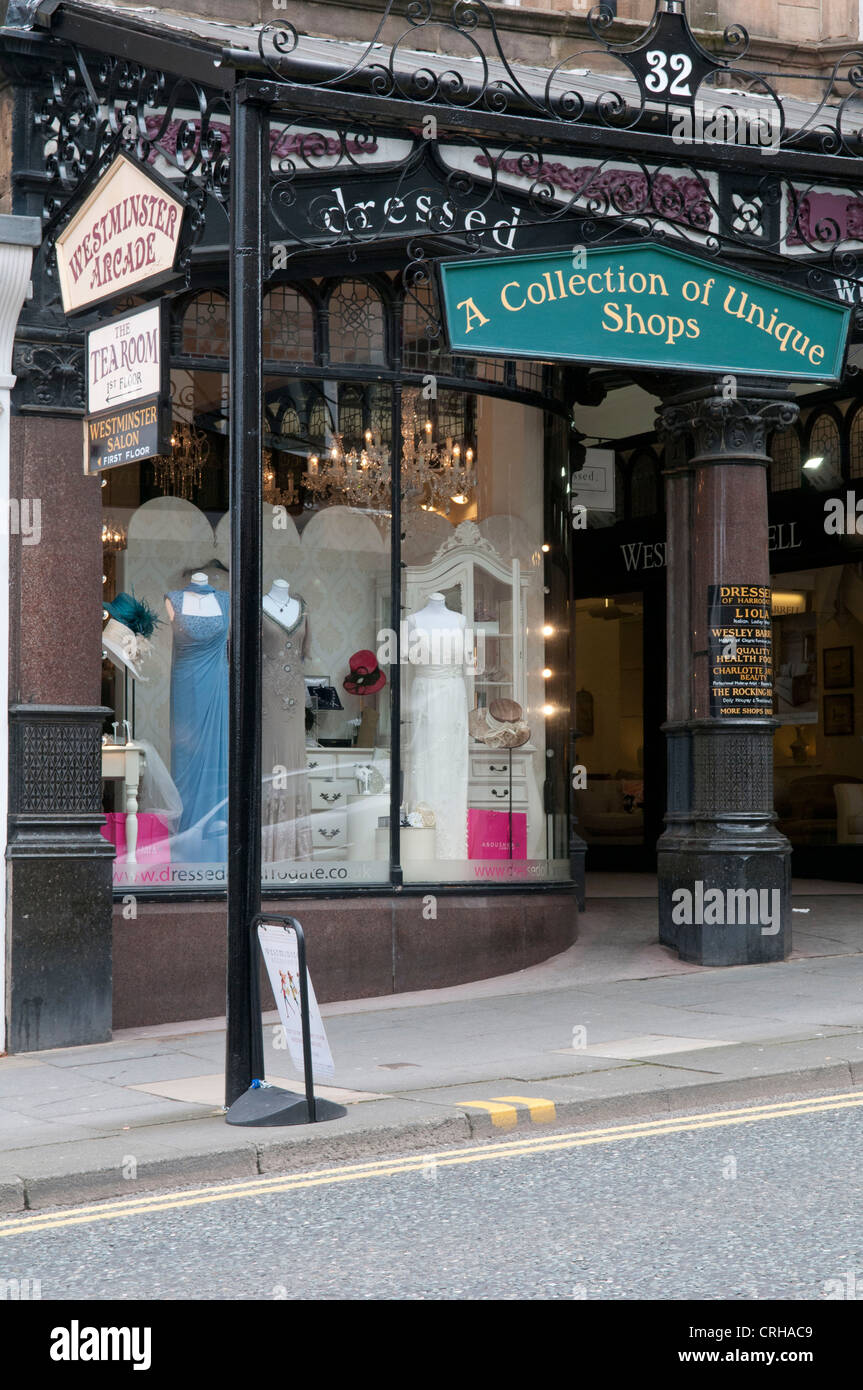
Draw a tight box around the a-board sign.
[439,243,851,381]
[708,584,773,717]
[257,921,335,1081]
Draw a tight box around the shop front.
[572,398,863,882]
[5,0,863,1060]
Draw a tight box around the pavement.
[2,878,863,1213]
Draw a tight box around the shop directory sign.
[84,302,169,475]
[439,243,850,381]
[707,584,773,717]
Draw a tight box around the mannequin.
[261,576,312,863]
[405,592,469,859]
[165,572,221,620]
[262,576,300,630]
[164,570,230,855]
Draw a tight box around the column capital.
[657,380,799,464]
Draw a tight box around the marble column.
[0,217,40,1052]
[657,380,798,965]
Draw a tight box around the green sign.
[439,244,850,381]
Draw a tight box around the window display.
[404,592,469,861]
[261,579,313,865]
[165,574,229,861]
[98,278,574,892]
[772,565,863,847]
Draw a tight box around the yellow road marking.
[2,1089,861,1238]
[461,1100,519,1129]
[491,1096,557,1124]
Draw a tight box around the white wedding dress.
[405,612,469,860]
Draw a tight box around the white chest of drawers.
[306,747,386,860]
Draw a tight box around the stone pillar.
[7,379,114,1049]
[0,217,40,1052]
[657,381,798,966]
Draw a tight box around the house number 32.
[644,51,693,96]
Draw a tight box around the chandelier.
[301,389,477,515]
[101,518,127,553]
[263,449,297,507]
[153,420,210,499]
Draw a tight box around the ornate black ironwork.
[12,339,86,413]
[658,386,800,458]
[10,0,863,372]
[25,49,230,312]
[254,0,863,155]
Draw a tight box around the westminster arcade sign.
[439,244,850,382]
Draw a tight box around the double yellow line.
[2,1090,861,1237]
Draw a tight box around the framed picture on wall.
[823,646,854,690]
[823,693,855,736]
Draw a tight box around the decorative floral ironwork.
[255,0,863,158]
[12,0,863,376]
[28,50,230,310]
[12,340,86,412]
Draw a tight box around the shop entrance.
[574,584,667,872]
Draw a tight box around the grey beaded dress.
[261,599,312,862]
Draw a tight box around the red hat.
[343,649,386,696]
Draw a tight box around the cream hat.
[469,701,531,748]
[102,617,151,681]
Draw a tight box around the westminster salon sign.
[55,154,185,315]
[439,244,850,381]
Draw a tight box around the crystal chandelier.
[101,518,127,553]
[153,420,210,499]
[263,449,297,507]
[301,388,476,515]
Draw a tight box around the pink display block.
[101,812,172,864]
[468,807,527,859]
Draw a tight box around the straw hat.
[469,699,531,748]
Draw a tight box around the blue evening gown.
[166,586,229,859]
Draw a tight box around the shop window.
[398,391,572,885]
[769,425,802,492]
[328,279,386,364]
[263,285,315,362]
[629,449,659,517]
[337,384,365,441]
[805,412,842,485]
[573,594,645,847]
[849,407,863,479]
[99,369,230,888]
[307,392,330,440]
[402,281,453,376]
[515,360,546,394]
[473,356,508,386]
[181,291,228,358]
[99,368,572,893]
[772,565,863,848]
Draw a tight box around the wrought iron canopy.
[7,0,863,362]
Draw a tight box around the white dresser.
[305,746,388,859]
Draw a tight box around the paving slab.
[2,893,863,1211]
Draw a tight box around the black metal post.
[293,918,317,1123]
[389,324,404,887]
[226,85,266,1107]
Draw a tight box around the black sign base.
[225,1084,347,1127]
